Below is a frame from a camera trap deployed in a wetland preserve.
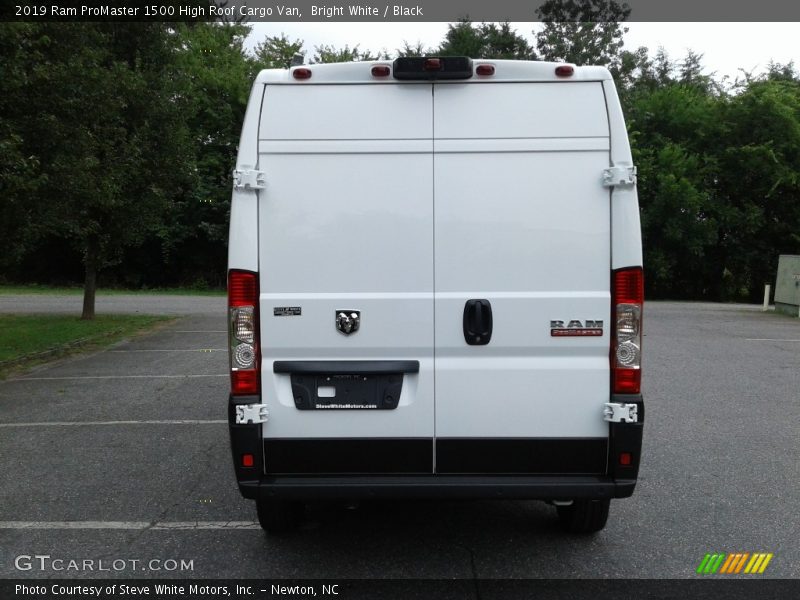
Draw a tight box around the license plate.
[290,373,403,410]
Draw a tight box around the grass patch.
[0,285,224,296]
[0,314,174,379]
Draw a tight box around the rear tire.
[256,498,304,533]
[556,499,610,533]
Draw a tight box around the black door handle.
[463,299,492,345]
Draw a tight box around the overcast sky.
[245,22,799,81]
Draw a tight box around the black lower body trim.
[264,438,432,474]
[262,437,608,475]
[436,438,608,474]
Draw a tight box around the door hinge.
[235,403,269,425]
[602,166,637,188]
[603,402,638,423]
[233,169,266,191]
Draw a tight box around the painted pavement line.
[0,521,259,530]
[0,420,227,428]
[10,374,227,381]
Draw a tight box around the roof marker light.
[423,58,442,71]
[292,67,312,80]
[371,65,391,77]
[555,65,574,77]
[476,64,495,76]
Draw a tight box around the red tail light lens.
[611,267,643,394]
[371,65,391,77]
[475,64,495,76]
[228,272,257,307]
[228,270,259,395]
[613,267,644,304]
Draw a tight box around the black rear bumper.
[238,475,636,500]
[229,394,643,501]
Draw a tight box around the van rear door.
[257,83,435,472]
[432,82,612,474]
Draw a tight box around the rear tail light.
[228,270,260,395]
[611,267,643,394]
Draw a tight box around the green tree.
[437,20,484,57]
[0,23,190,318]
[396,41,428,57]
[712,77,800,299]
[535,0,630,67]
[310,44,386,63]
[438,20,533,59]
[626,51,800,301]
[0,24,48,269]
[156,22,253,289]
[253,33,304,69]
[627,81,722,298]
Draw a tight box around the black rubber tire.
[256,498,304,533]
[556,499,610,533]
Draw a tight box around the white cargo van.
[227,57,644,534]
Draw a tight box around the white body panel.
[433,82,609,139]
[229,61,642,461]
[227,83,264,272]
[604,79,644,269]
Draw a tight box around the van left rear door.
[256,83,435,474]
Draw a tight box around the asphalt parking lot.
[0,298,798,580]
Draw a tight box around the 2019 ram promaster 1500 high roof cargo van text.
[226,57,644,534]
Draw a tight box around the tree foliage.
[253,33,304,69]
[438,20,533,59]
[311,44,387,63]
[0,23,191,317]
[396,41,429,58]
[627,55,800,300]
[161,22,253,290]
[2,20,800,306]
[536,0,630,68]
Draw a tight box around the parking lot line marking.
[0,420,227,428]
[11,374,227,381]
[744,338,800,342]
[107,349,226,352]
[0,521,260,530]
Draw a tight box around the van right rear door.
[432,81,613,474]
